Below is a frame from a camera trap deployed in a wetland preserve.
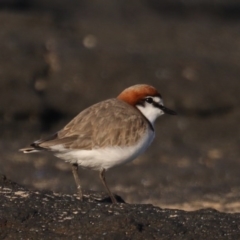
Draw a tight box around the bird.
[19,84,176,203]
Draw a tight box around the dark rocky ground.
[1,174,240,240]
[0,0,240,238]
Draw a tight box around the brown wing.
[37,98,150,150]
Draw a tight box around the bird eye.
[145,98,153,104]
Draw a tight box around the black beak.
[159,105,177,115]
[152,102,177,115]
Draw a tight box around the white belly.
[53,129,155,171]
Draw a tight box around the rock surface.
[1,175,240,240]
[0,0,240,218]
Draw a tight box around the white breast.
[53,128,155,171]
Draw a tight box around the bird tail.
[19,147,40,153]
[19,133,59,154]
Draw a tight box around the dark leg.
[71,164,83,200]
[99,169,117,204]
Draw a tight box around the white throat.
[136,103,164,125]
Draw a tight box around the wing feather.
[37,98,150,150]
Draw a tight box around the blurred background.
[0,0,240,212]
